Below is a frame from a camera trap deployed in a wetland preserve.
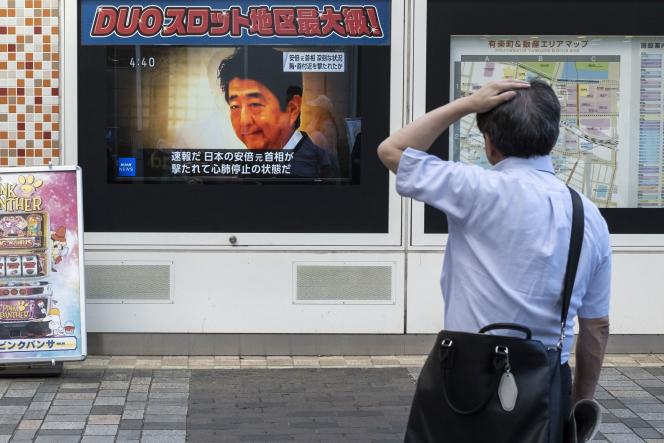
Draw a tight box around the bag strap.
[439,345,503,415]
[558,187,584,348]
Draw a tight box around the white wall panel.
[406,248,664,335]
[406,252,444,333]
[609,249,664,334]
[85,251,405,334]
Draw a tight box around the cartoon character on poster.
[50,226,69,272]
[44,307,65,336]
[27,299,37,318]
[64,321,75,335]
[0,215,27,236]
[17,175,43,197]
[36,300,47,318]
[26,214,42,237]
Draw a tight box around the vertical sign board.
[0,167,86,364]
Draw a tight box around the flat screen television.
[106,45,360,184]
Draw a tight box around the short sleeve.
[578,251,611,319]
[396,148,484,223]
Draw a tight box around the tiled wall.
[0,0,60,167]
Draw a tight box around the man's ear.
[286,95,302,127]
[483,134,503,165]
[483,133,492,155]
[483,134,496,165]
[483,134,492,150]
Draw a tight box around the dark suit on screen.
[290,132,340,178]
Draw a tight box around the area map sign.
[451,36,664,208]
[0,167,86,363]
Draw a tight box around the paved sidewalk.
[0,355,661,442]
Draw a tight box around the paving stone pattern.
[0,368,189,443]
[188,368,411,442]
[0,365,662,442]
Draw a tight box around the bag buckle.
[439,338,454,366]
[494,346,511,371]
[495,346,509,356]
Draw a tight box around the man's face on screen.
[227,78,300,150]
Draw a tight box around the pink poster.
[0,167,85,362]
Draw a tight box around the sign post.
[0,166,86,370]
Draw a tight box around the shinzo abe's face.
[227,78,300,150]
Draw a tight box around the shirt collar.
[282,130,303,151]
[492,155,555,175]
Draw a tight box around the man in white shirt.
[377,80,611,413]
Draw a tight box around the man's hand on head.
[462,79,530,114]
[377,79,530,174]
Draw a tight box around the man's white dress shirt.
[282,130,303,151]
[396,149,611,362]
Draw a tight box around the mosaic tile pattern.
[0,0,60,167]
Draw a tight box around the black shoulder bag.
[405,187,584,443]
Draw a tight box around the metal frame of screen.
[76,1,393,237]
[424,0,664,235]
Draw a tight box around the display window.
[423,0,664,235]
[77,1,396,236]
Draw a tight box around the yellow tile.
[18,420,41,430]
